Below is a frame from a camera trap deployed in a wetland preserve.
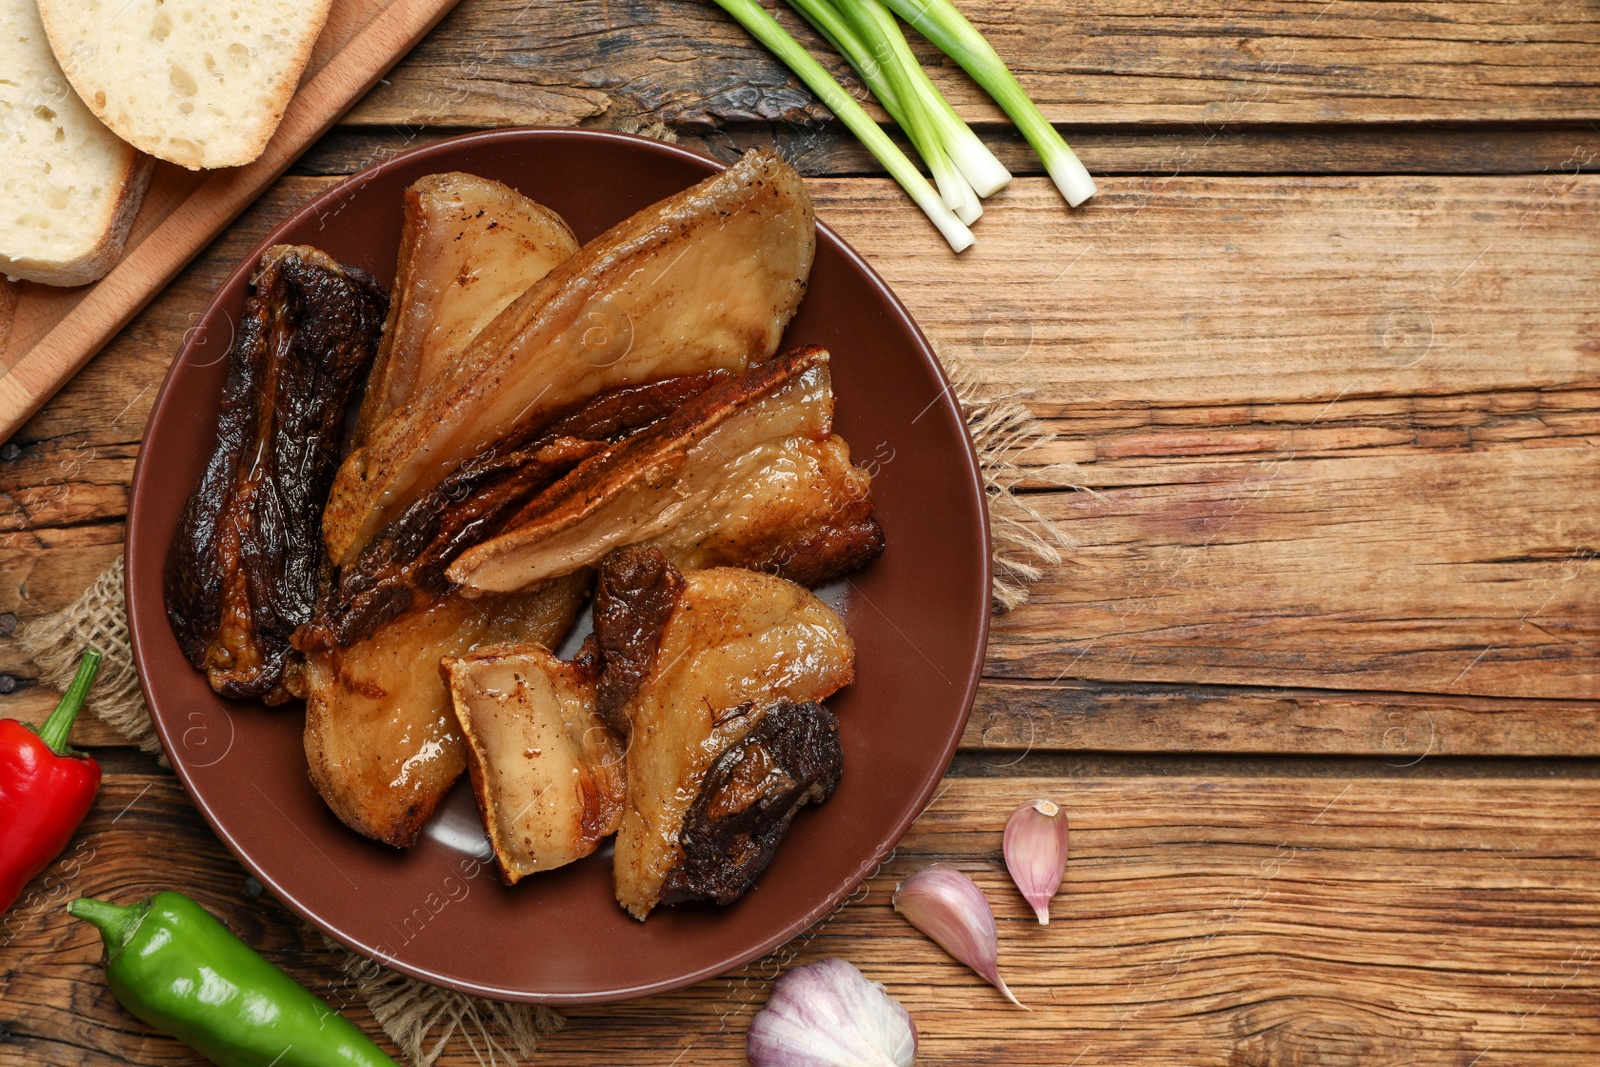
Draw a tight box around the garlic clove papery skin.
[747,957,918,1067]
[1004,798,1070,925]
[891,865,1027,1009]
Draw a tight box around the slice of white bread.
[37,0,333,170]
[0,0,153,286]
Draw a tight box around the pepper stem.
[35,649,102,755]
[67,896,139,951]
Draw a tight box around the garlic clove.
[1003,798,1070,925]
[892,865,1027,1009]
[747,957,918,1067]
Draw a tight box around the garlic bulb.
[892,865,1026,1009]
[747,957,917,1067]
[1003,798,1069,924]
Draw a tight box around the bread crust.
[0,150,154,287]
[36,0,334,170]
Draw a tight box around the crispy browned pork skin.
[660,699,842,908]
[323,148,817,566]
[447,346,885,595]
[594,549,855,919]
[445,641,626,883]
[288,177,598,847]
[590,545,685,739]
[313,372,726,649]
[165,245,387,703]
[292,179,727,847]
[284,173,592,844]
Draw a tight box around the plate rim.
[125,126,993,1004]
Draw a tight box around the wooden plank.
[811,175,1600,411]
[4,772,1598,1065]
[298,122,1600,180]
[340,0,1600,128]
[965,680,1600,759]
[1030,388,1600,468]
[986,443,1600,699]
[0,524,123,625]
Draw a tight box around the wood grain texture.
[297,122,1600,179]
[340,0,1600,128]
[964,680,1600,759]
[4,772,1598,1065]
[985,442,1600,698]
[813,175,1600,411]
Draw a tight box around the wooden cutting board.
[0,0,461,441]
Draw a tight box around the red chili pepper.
[1,650,103,913]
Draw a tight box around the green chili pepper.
[69,890,400,1067]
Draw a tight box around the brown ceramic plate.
[125,128,990,1005]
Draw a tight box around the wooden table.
[4,1,1600,1062]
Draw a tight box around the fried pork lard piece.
[661,699,842,908]
[291,173,592,847]
[448,347,884,594]
[352,172,580,447]
[317,373,725,648]
[295,573,592,848]
[594,549,855,920]
[165,245,386,703]
[323,149,816,565]
[445,642,626,882]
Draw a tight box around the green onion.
[710,0,975,251]
[840,0,1009,201]
[833,0,977,223]
[791,0,1010,211]
[880,0,1096,206]
[783,0,904,118]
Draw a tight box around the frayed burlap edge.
[941,353,1081,612]
[325,937,564,1067]
[16,556,167,767]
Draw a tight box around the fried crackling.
[323,149,816,565]
[445,642,626,883]
[291,181,598,849]
[315,373,725,650]
[164,245,386,703]
[659,699,842,908]
[595,550,855,920]
[296,572,592,848]
[353,172,580,447]
[448,347,883,595]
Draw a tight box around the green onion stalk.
[843,0,1008,203]
[783,0,904,116]
[787,0,1010,210]
[710,0,975,251]
[833,0,978,223]
[880,0,1096,207]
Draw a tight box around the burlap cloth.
[20,262,1076,1065]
